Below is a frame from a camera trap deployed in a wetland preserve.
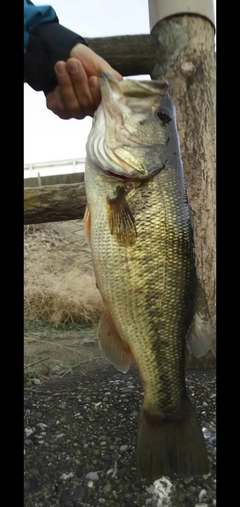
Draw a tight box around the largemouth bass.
[84,73,212,481]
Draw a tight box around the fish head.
[86,73,177,181]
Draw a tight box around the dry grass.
[24,220,103,325]
[24,220,105,379]
[24,319,103,382]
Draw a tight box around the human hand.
[46,44,122,120]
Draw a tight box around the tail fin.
[137,397,209,482]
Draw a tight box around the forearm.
[24,0,88,94]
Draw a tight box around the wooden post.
[148,0,216,360]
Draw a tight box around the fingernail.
[113,71,123,80]
[67,60,79,73]
[55,62,66,75]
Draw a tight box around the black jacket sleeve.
[24,2,88,95]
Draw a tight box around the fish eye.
[157,109,172,124]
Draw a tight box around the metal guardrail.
[24,157,86,171]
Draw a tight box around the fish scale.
[86,164,193,413]
[84,73,212,481]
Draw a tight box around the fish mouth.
[115,126,157,149]
[87,123,149,179]
[87,73,170,180]
[104,169,143,182]
[99,72,169,98]
[94,161,165,183]
[93,163,146,182]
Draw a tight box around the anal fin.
[98,308,132,373]
[186,277,212,358]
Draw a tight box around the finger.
[55,61,86,119]
[46,87,72,119]
[70,44,123,81]
[66,58,95,117]
[101,65,123,81]
[88,76,101,111]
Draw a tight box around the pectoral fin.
[98,308,132,373]
[107,186,137,247]
[186,277,212,358]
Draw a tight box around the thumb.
[96,58,123,81]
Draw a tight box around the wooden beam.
[24,183,86,225]
[86,35,158,76]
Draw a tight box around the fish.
[84,73,212,481]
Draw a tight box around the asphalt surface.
[24,358,216,507]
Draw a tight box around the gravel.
[24,364,216,506]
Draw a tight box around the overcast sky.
[24,0,216,165]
